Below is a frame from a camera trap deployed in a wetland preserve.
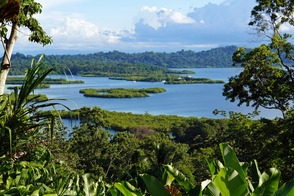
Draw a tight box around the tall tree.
[223,0,294,117]
[0,0,52,95]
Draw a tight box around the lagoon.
[25,68,281,119]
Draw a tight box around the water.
[62,119,117,136]
[10,68,281,119]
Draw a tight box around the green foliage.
[6,76,84,84]
[140,174,171,196]
[0,0,51,45]
[224,45,293,115]
[67,124,110,176]
[109,73,224,84]
[34,83,51,89]
[223,0,294,117]
[164,76,224,84]
[221,2,294,182]
[8,46,237,75]
[203,144,294,196]
[0,56,67,158]
[114,181,142,196]
[67,121,195,185]
[0,57,292,196]
[0,2,293,195]
[0,152,113,195]
[18,0,52,45]
[123,144,294,196]
[62,107,198,134]
[249,0,293,31]
[62,106,293,184]
[163,164,194,192]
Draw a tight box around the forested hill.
[9,45,237,75]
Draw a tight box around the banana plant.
[203,143,294,196]
[116,143,293,196]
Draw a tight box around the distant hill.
[8,46,238,75]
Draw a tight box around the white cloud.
[279,22,293,33]
[50,17,100,38]
[30,17,126,51]
[131,0,257,47]
[136,6,195,29]
[15,0,292,54]
[54,17,126,44]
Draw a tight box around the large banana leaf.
[82,173,101,196]
[163,164,193,192]
[140,174,170,196]
[252,168,281,196]
[114,182,140,196]
[219,143,248,185]
[213,168,249,196]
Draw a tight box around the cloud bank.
[15,0,282,54]
[129,1,255,45]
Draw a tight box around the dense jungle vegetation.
[0,65,293,194]
[8,46,237,75]
[59,106,293,184]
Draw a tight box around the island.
[6,76,84,85]
[7,84,50,89]
[79,87,166,98]
[109,74,224,84]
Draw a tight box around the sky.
[12,0,288,54]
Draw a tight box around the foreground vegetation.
[79,88,166,98]
[0,56,292,195]
[60,106,293,184]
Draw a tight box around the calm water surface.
[19,68,281,119]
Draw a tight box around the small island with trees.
[109,73,224,84]
[79,87,166,98]
[7,76,84,85]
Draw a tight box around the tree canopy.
[223,0,294,117]
[0,0,52,94]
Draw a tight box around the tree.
[0,0,52,95]
[223,0,294,117]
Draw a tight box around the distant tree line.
[8,46,238,75]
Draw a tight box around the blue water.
[14,68,281,119]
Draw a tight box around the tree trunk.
[0,22,18,95]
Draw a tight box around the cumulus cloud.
[47,17,126,50]
[131,0,257,48]
[50,17,100,38]
[16,0,286,53]
[136,6,195,29]
[14,15,129,53]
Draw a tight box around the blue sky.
[14,0,281,54]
